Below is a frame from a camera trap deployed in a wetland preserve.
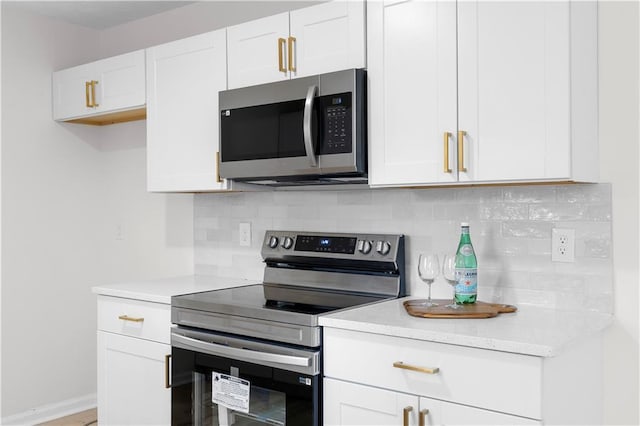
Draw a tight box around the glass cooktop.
[171,284,390,327]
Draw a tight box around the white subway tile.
[194,184,613,314]
[503,185,557,203]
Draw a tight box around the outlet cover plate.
[552,228,575,262]
[239,222,251,247]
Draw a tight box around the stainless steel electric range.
[170,230,406,426]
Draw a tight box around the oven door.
[171,328,321,426]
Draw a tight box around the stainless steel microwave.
[218,68,366,186]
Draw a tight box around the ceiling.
[5,1,197,30]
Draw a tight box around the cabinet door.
[368,0,458,187]
[420,396,541,425]
[146,30,230,192]
[97,331,171,426]
[53,50,145,122]
[289,0,366,79]
[93,49,146,114]
[457,2,571,182]
[227,13,290,89]
[324,378,419,425]
[52,62,96,120]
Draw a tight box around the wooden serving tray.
[403,299,517,319]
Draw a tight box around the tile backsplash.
[195,184,613,313]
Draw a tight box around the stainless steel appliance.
[170,230,406,426]
[218,69,367,186]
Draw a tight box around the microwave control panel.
[320,93,352,155]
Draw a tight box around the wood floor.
[37,408,97,426]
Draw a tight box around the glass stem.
[451,285,456,305]
[428,281,433,301]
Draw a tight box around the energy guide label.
[212,373,250,413]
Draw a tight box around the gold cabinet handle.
[91,80,99,107]
[403,406,413,426]
[278,38,287,72]
[288,36,296,72]
[118,315,144,323]
[457,130,467,172]
[443,132,452,173]
[165,354,171,389]
[85,81,91,107]
[393,361,440,375]
[215,151,223,183]
[419,409,429,426]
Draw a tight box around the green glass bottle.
[454,222,477,304]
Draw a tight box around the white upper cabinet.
[368,0,458,186]
[146,29,233,192]
[289,1,366,78]
[52,50,146,125]
[369,0,598,187]
[227,0,366,89]
[227,12,290,89]
[457,1,582,183]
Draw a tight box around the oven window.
[196,372,286,425]
[172,347,320,426]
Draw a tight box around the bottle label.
[455,268,477,296]
[459,244,474,256]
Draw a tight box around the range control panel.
[262,230,402,261]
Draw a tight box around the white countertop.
[92,275,257,304]
[94,277,613,357]
[319,297,613,357]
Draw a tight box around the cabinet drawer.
[98,296,171,344]
[323,328,542,419]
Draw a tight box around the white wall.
[598,2,639,424]
[1,7,101,417]
[0,5,194,420]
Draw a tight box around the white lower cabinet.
[97,295,172,425]
[323,327,603,425]
[324,378,539,425]
[97,332,171,425]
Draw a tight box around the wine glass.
[442,254,462,309]
[417,254,440,307]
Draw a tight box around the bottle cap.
[461,222,469,227]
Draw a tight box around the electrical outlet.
[239,222,251,247]
[115,224,124,241]
[552,228,575,262]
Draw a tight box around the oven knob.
[357,240,372,254]
[281,237,294,250]
[268,236,279,249]
[375,241,391,256]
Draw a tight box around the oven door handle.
[172,333,312,367]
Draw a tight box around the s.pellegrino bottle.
[454,222,477,304]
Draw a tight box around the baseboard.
[1,393,97,425]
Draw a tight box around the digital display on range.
[295,235,357,254]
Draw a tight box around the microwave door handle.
[303,85,319,168]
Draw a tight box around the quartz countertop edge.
[318,297,614,357]
[92,275,257,304]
